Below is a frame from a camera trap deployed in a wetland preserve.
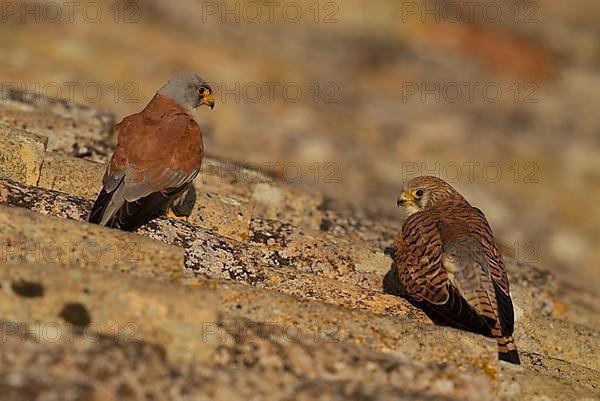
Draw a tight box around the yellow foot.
[166,208,189,223]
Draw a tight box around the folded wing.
[88,95,203,231]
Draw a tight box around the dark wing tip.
[115,189,185,231]
[88,188,112,224]
[88,186,173,232]
[422,285,494,337]
[493,281,516,335]
[499,349,521,365]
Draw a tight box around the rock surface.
[0,94,598,400]
[0,264,217,364]
[0,126,47,185]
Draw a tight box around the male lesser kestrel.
[393,176,520,364]
[88,74,215,231]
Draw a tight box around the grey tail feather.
[88,188,113,224]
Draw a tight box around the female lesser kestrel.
[88,74,215,231]
[394,176,520,364]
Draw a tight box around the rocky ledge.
[0,93,598,400]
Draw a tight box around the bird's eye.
[198,87,207,95]
[414,189,424,197]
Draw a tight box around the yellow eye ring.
[199,87,207,95]
[413,189,424,198]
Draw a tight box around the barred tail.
[497,335,520,364]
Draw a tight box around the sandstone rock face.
[0,96,598,400]
[0,126,47,185]
[38,152,105,200]
[0,90,115,162]
[188,191,255,241]
[0,205,185,282]
[0,264,218,364]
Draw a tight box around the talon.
[166,208,189,222]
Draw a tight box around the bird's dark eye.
[198,87,207,95]
[415,189,424,197]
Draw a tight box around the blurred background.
[1,0,598,291]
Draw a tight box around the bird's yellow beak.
[200,93,215,109]
[397,191,414,207]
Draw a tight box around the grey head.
[158,73,215,110]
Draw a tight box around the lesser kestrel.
[393,176,520,364]
[88,74,215,231]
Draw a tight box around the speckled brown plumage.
[394,176,519,364]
